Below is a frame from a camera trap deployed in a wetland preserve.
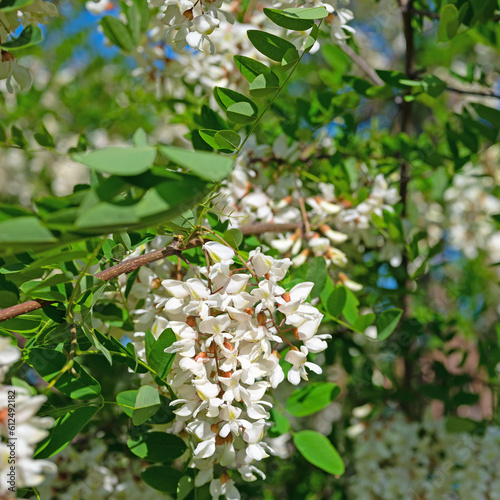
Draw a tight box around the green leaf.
[342,288,359,324]
[264,8,315,30]
[282,47,300,67]
[422,75,447,98]
[28,348,101,400]
[132,385,161,426]
[283,6,329,19]
[10,126,27,148]
[0,217,56,245]
[293,430,345,475]
[0,315,41,333]
[247,30,300,64]
[117,389,138,417]
[0,275,19,307]
[438,4,459,42]
[0,124,6,142]
[471,103,500,129]
[352,313,375,333]
[234,55,273,83]
[177,476,194,500]
[200,129,241,152]
[75,203,139,229]
[223,228,243,249]
[35,406,99,459]
[0,25,42,51]
[133,127,148,147]
[305,256,327,298]
[227,102,259,124]
[124,1,141,44]
[250,72,280,97]
[146,328,176,381]
[133,0,150,32]
[127,432,186,462]
[0,0,34,13]
[304,24,319,53]
[20,272,73,295]
[158,146,233,181]
[445,417,478,433]
[141,466,183,494]
[214,87,258,124]
[197,129,218,150]
[286,382,341,417]
[214,130,241,150]
[376,308,403,340]
[72,146,156,175]
[101,15,134,52]
[34,122,55,148]
[326,286,346,317]
[268,407,290,437]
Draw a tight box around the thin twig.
[340,44,384,86]
[0,223,301,323]
[446,86,500,99]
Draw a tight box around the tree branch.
[399,0,417,415]
[340,44,385,86]
[445,86,500,99]
[0,223,301,323]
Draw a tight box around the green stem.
[66,237,106,323]
[236,22,321,155]
[322,310,354,330]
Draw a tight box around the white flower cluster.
[348,411,500,500]
[87,0,354,96]
[213,139,399,276]
[443,159,500,263]
[156,242,326,496]
[0,337,56,497]
[0,0,58,93]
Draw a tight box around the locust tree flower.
[131,241,329,496]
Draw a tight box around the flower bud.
[195,352,208,362]
[183,8,194,20]
[282,292,291,303]
[244,307,255,316]
[211,423,219,433]
[151,277,162,289]
[293,328,300,340]
[223,341,234,352]
[186,316,197,328]
[257,312,267,325]
[319,224,348,244]
[220,471,231,484]
[272,349,281,359]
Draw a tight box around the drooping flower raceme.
[159,242,326,496]
[0,338,57,497]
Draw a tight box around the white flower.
[285,346,322,385]
[204,241,234,263]
[210,476,240,500]
[0,50,32,93]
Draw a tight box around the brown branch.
[410,8,440,19]
[340,44,385,86]
[0,223,301,323]
[239,222,299,235]
[0,237,200,323]
[446,87,500,99]
[399,0,417,416]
